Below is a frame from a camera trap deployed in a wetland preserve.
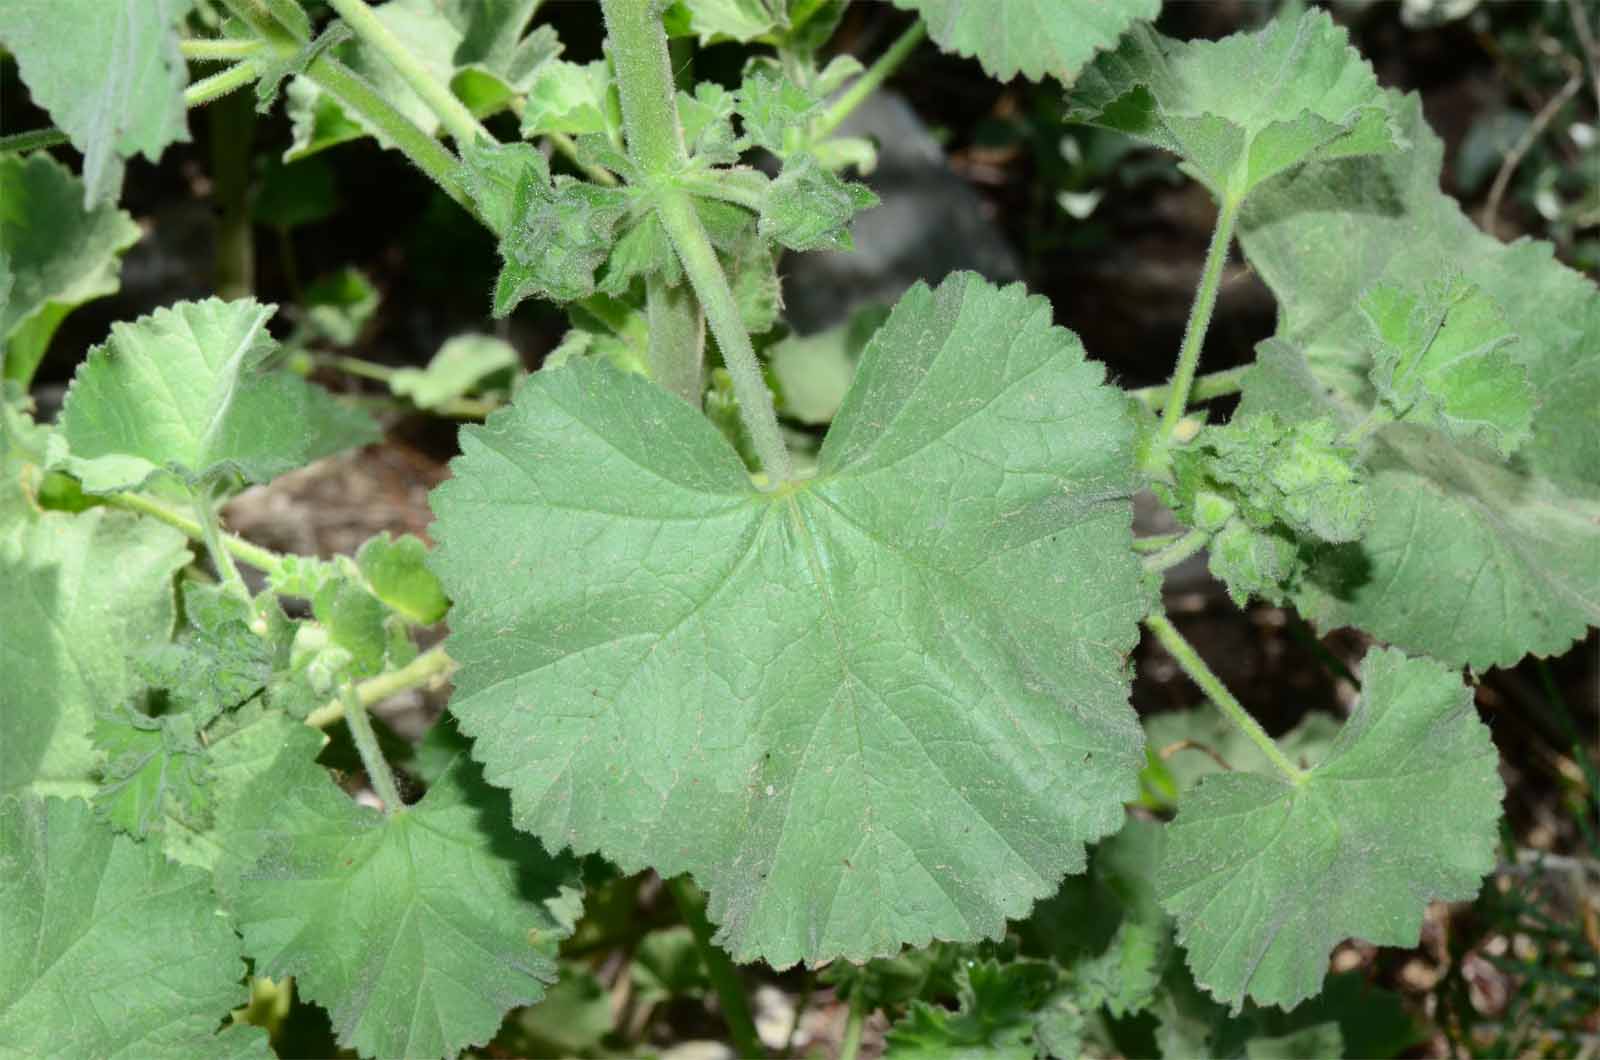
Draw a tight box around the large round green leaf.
[430,272,1145,967]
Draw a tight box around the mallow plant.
[0,0,1593,1056]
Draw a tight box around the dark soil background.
[5,1,1596,1056]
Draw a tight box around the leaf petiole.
[812,19,928,142]
[1158,193,1242,443]
[1145,612,1307,784]
[339,678,406,812]
[1141,527,1212,574]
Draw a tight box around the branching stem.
[1145,613,1308,784]
[340,679,406,813]
[1134,365,1249,412]
[104,490,288,579]
[1141,527,1211,574]
[306,645,456,728]
[1160,194,1242,442]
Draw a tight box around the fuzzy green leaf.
[889,0,1159,84]
[760,154,878,251]
[665,0,780,44]
[430,272,1144,967]
[0,795,264,1058]
[1201,414,1369,544]
[300,266,380,348]
[738,67,819,156]
[0,0,192,204]
[56,298,379,494]
[91,707,211,838]
[520,59,622,140]
[0,497,188,798]
[1067,10,1402,202]
[220,751,583,1059]
[1236,92,1600,668]
[0,154,140,386]
[357,531,450,625]
[493,161,630,315]
[1361,274,1533,456]
[136,583,275,723]
[391,333,519,410]
[1159,648,1502,1010]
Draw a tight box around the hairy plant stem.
[306,645,456,728]
[104,490,288,578]
[666,877,765,1058]
[340,678,406,812]
[1141,527,1211,574]
[646,277,706,405]
[1145,613,1307,784]
[210,89,258,299]
[193,489,256,608]
[1134,365,1249,412]
[180,37,266,61]
[812,19,927,141]
[322,0,491,146]
[184,61,263,107]
[217,0,474,212]
[0,128,70,154]
[1159,193,1242,443]
[603,0,792,481]
[838,991,867,1060]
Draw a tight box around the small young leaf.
[520,59,623,140]
[312,577,392,679]
[759,153,878,251]
[679,81,746,166]
[1066,10,1402,202]
[888,0,1159,84]
[1201,414,1369,545]
[885,959,1078,1059]
[0,496,188,798]
[92,707,211,838]
[390,333,519,411]
[493,162,630,315]
[219,751,583,1060]
[1236,92,1600,668]
[300,266,381,348]
[737,67,820,156]
[0,795,263,1058]
[1361,274,1533,456]
[135,583,275,724]
[357,531,450,625]
[1205,520,1300,608]
[0,0,191,204]
[1158,648,1502,1010]
[0,154,140,386]
[431,272,1145,967]
[57,298,379,494]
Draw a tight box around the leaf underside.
[431,271,1146,967]
[889,0,1161,84]
[1236,91,1600,668]
[1158,648,1502,1010]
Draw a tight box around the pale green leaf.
[1236,92,1600,668]
[520,59,622,140]
[769,304,890,425]
[760,153,879,251]
[1360,274,1533,456]
[0,154,140,386]
[738,67,819,156]
[1066,10,1402,201]
[357,531,450,625]
[56,298,379,494]
[301,266,380,348]
[430,272,1144,967]
[493,168,630,315]
[889,0,1159,84]
[1159,648,1502,1010]
[1206,520,1301,608]
[220,750,583,1059]
[0,500,188,798]
[0,0,193,204]
[665,0,781,44]
[1201,414,1369,544]
[679,82,745,166]
[460,139,544,237]
[0,795,261,1058]
[391,333,519,410]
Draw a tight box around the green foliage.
[219,748,582,1059]
[91,706,212,838]
[1159,648,1502,1010]
[431,273,1145,967]
[0,0,192,203]
[299,266,380,347]
[0,795,268,1058]
[389,333,519,411]
[1236,92,1600,668]
[356,532,451,624]
[55,298,379,495]
[760,153,879,250]
[886,958,1082,1058]
[890,0,1160,84]
[1067,10,1402,203]
[0,154,140,386]
[488,151,630,314]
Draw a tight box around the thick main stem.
[1145,613,1307,784]
[1159,194,1241,442]
[341,680,406,812]
[322,0,491,146]
[666,877,764,1058]
[601,0,792,481]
